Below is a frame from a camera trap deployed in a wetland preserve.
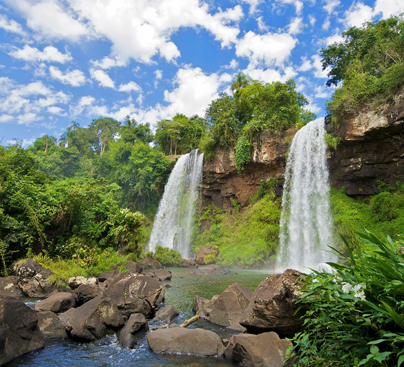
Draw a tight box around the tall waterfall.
[148,149,204,259]
[276,119,336,273]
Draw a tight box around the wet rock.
[186,264,237,276]
[239,269,305,337]
[154,305,179,324]
[141,257,163,270]
[0,296,45,365]
[34,292,76,313]
[14,259,58,297]
[193,282,253,331]
[153,269,172,281]
[72,283,103,306]
[67,276,97,289]
[58,296,125,342]
[37,311,67,339]
[0,276,23,298]
[232,332,293,367]
[146,327,225,357]
[118,313,148,348]
[195,242,219,265]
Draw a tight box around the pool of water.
[8,268,269,367]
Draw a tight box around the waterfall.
[276,119,336,273]
[148,149,204,259]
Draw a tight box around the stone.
[34,292,76,313]
[72,283,103,306]
[232,332,293,367]
[67,276,97,289]
[193,282,253,331]
[0,296,45,365]
[178,259,196,267]
[97,270,119,283]
[118,313,148,348]
[141,257,163,270]
[153,269,172,281]
[195,242,219,265]
[58,296,125,342]
[154,305,179,324]
[103,273,164,316]
[146,327,225,357]
[186,264,237,276]
[239,269,305,337]
[0,276,23,298]
[125,261,142,273]
[37,311,67,339]
[14,259,58,297]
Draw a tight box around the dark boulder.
[72,283,103,306]
[97,270,118,283]
[193,282,253,331]
[0,296,44,365]
[14,259,58,297]
[153,269,172,281]
[0,276,23,298]
[154,305,179,324]
[146,327,225,357]
[58,296,125,342]
[141,257,163,270]
[37,311,67,339]
[232,332,293,367]
[118,313,148,348]
[34,292,76,313]
[125,261,142,273]
[239,269,305,337]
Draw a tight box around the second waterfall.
[276,119,336,273]
[148,150,203,260]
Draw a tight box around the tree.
[90,118,121,156]
[120,117,153,144]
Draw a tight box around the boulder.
[141,257,163,270]
[232,332,293,367]
[118,313,147,348]
[125,261,142,273]
[97,270,118,283]
[72,283,103,306]
[37,311,67,339]
[0,276,23,298]
[239,269,305,337]
[153,269,172,281]
[0,296,45,365]
[195,242,219,265]
[178,259,196,267]
[186,264,237,276]
[146,327,225,357]
[34,292,76,313]
[103,273,164,316]
[67,276,97,289]
[193,282,253,331]
[154,305,179,324]
[14,259,58,297]
[58,296,125,342]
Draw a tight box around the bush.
[235,135,253,172]
[153,246,182,266]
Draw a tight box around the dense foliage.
[288,231,404,366]
[322,15,404,117]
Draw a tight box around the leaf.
[398,355,404,367]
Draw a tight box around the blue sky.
[0,0,403,147]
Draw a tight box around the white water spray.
[148,150,203,259]
[276,119,336,273]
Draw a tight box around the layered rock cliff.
[202,93,404,209]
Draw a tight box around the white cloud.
[7,136,37,148]
[236,31,297,67]
[0,14,26,35]
[275,0,304,15]
[118,81,142,93]
[298,56,312,72]
[223,59,239,70]
[47,106,66,115]
[308,14,316,26]
[244,65,297,83]
[325,32,343,46]
[323,0,340,15]
[311,54,329,79]
[343,2,374,29]
[314,85,331,99]
[241,0,263,15]
[154,70,163,79]
[288,17,304,35]
[91,57,127,70]
[322,18,331,30]
[70,95,96,116]
[374,0,404,18]
[0,114,14,123]
[17,113,40,125]
[90,69,115,89]
[9,45,72,63]
[257,16,269,32]
[49,66,86,87]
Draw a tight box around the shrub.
[235,135,253,172]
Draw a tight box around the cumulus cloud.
[236,31,297,67]
[343,2,374,29]
[257,16,269,32]
[90,69,115,89]
[374,0,404,18]
[118,81,142,93]
[244,65,297,83]
[49,66,86,87]
[288,17,304,35]
[0,14,26,35]
[154,70,163,79]
[323,0,340,15]
[9,45,72,63]
[308,15,316,26]
[275,0,304,15]
[91,57,127,70]
[241,0,263,15]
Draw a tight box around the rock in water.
[0,276,23,298]
[34,292,76,313]
[146,327,225,357]
[118,313,147,348]
[154,305,179,324]
[0,296,45,365]
[37,311,68,339]
[239,269,305,337]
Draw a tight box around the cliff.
[202,93,404,209]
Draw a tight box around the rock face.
[34,292,76,313]
[326,93,404,195]
[0,276,23,298]
[146,327,225,357]
[231,332,293,367]
[239,269,305,338]
[193,282,253,331]
[0,296,45,365]
[13,259,58,297]
[58,296,125,342]
[37,311,67,339]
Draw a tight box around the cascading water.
[148,149,204,259]
[275,119,336,273]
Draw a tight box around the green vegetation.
[288,231,404,366]
[322,15,404,117]
[142,246,182,266]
